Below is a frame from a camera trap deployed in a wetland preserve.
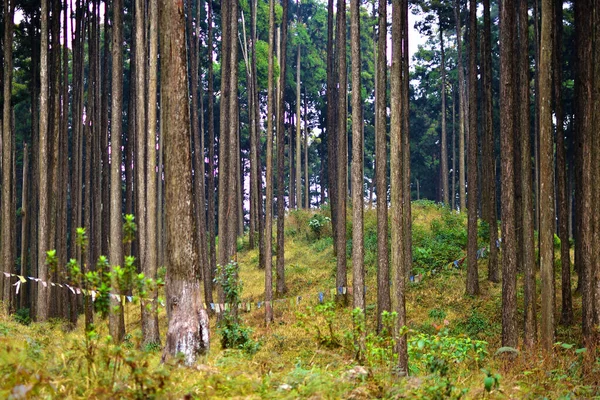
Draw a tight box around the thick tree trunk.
[160,0,210,365]
[500,0,518,349]
[482,0,499,283]
[109,0,125,342]
[19,144,29,309]
[465,0,479,297]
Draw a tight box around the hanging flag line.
[2,272,165,307]
[3,239,504,315]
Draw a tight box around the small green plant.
[296,301,341,348]
[482,368,501,393]
[13,308,31,325]
[308,214,331,239]
[428,308,447,321]
[215,260,259,354]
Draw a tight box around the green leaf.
[484,376,494,392]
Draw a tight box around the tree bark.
[207,0,217,280]
[454,0,467,213]
[539,0,555,351]
[37,0,50,322]
[2,0,15,307]
[265,0,276,323]
[519,0,537,347]
[350,0,364,313]
[482,0,499,283]
[109,0,125,341]
[142,0,161,347]
[391,0,408,376]
[19,144,29,309]
[575,0,594,345]
[160,0,210,364]
[335,0,348,304]
[553,0,572,326]
[466,0,479,297]
[440,26,448,206]
[276,0,289,296]
[500,0,518,349]
[296,2,302,210]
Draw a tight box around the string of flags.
[2,271,165,307]
[2,238,504,315]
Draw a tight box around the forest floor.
[0,202,598,399]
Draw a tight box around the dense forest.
[0,0,599,397]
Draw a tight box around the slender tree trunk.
[539,0,555,351]
[554,0,572,326]
[207,0,217,280]
[160,0,209,364]
[350,0,364,314]
[452,86,456,210]
[402,2,412,277]
[109,0,125,341]
[19,144,29,309]
[440,27,448,206]
[2,0,15,307]
[519,0,537,347]
[466,0,479,296]
[326,0,339,259]
[335,0,348,304]
[276,0,289,296]
[591,2,600,331]
[142,0,161,347]
[304,90,309,209]
[454,0,467,212]
[482,0,499,283]
[37,0,50,322]
[296,2,302,210]
[391,0,408,376]
[575,0,594,345]
[500,0,518,349]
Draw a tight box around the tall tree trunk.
[454,0,467,212]
[335,0,348,304]
[500,0,518,348]
[160,0,210,364]
[135,0,147,307]
[326,0,338,259]
[539,0,555,351]
[207,0,217,280]
[265,0,276,323]
[304,89,309,209]
[142,0,161,347]
[466,0,479,296]
[440,27,448,206]
[19,144,29,309]
[37,0,50,322]
[2,0,15,307]
[575,0,594,345]
[391,0,408,376]
[592,1,600,331]
[296,2,302,210]
[452,86,456,210]
[482,0,499,283]
[350,0,364,314]
[276,0,289,296]
[519,0,537,347]
[109,0,125,342]
[554,0,572,326]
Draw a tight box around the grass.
[0,202,598,399]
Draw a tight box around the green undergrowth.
[0,201,598,398]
